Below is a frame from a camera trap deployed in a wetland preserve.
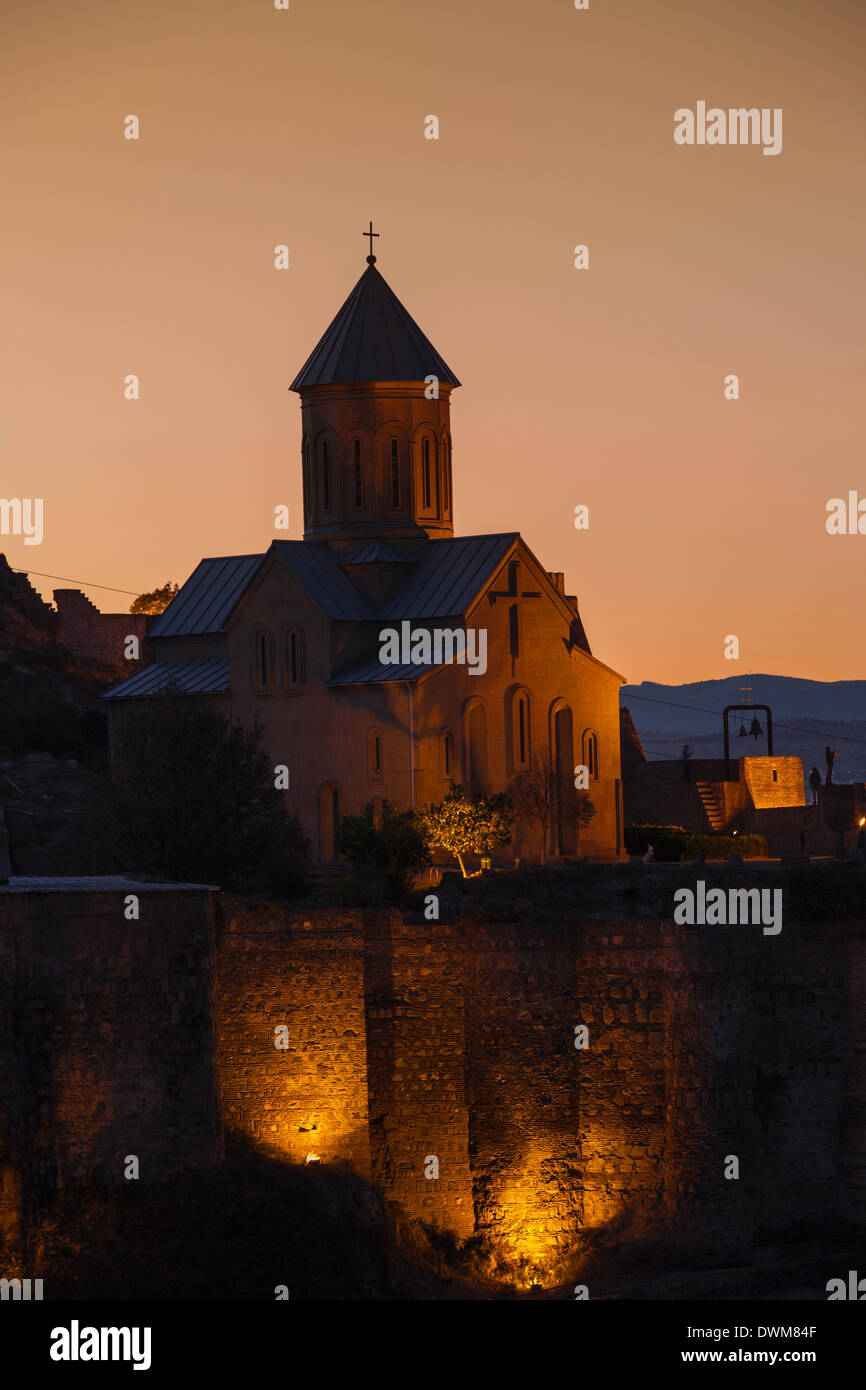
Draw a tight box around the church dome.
[290,263,460,391]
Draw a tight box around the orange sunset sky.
[2,0,864,685]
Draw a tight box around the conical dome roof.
[290,263,460,391]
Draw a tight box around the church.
[106,246,627,864]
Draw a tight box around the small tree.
[130,582,179,615]
[420,783,514,877]
[509,752,595,863]
[338,800,430,899]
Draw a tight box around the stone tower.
[290,255,460,554]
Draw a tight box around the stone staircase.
[695,781,726,831]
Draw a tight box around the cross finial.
[363,220,379,264]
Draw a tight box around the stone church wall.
[225,546,626,865]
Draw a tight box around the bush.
[338,801,430,900]
[625,824,767,862]
[624,824,689,861]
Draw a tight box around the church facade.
[106,254,627,864]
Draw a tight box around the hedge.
[625,823,768,862]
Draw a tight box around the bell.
[749,716,763,739]
[737,722,748,737]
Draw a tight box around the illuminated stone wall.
[215,901,371,1174]
[741,755,805,809]
[363,911,474,1237]
[464,923,583,1277]
[212,902,866,1280]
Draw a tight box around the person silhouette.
[808,767,822,805]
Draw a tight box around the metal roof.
[149,555,264,637]
[339,540,410,564]
[0,876,216,893]
[329,657,439,686]
[290,264,460,390]
[272,541,378,619]
[103,659,230,701]
[378,533,518,619]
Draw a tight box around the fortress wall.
[573,926,667,1240]
[53,590,149,671]
[363,911,474,1237]
[212,905,864,1270]
[215,901,371,1174]
[2,886,864,1281]
[461,919,861,1271]
[0,883,221,1263]
[463,923,583,1276]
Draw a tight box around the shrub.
[625,823,767,862]
[338,801,430,900]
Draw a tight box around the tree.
[509,752,595,864]
[419,783,514,877]
[102,693,310,895]
[338,800,430,899]
[130,582,179,615]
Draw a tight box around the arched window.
[506,687,531,773]
[353,438,363,507]
[303,443,312,515]
[254,629,273,694]
[441,730,454,780]
[442,437,450,511]
[390,438,400,507]
[582,729,599,779]
[321,440,331,511]
[284,628,304,692]
[517,692,529,767]
[422,438,432,508]
[368,727,383,779]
